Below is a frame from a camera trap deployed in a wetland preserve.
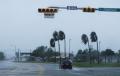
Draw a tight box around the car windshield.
[0,0,120,76]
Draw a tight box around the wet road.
[0,61,120,76]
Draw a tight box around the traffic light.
[83,7,95,12]
[38,8,58,13]
[38,8,58,18]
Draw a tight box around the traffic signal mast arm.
[39,6,120,12]
[97,8,120,12]
[48,6,96,12]
[48,6,67,9]
[38,6,120,18]
[48,6,120,12]
[49,6,82,10]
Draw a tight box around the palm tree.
[101,51,107,64]
[50,38,55,47]
[90,31,99,64]
[53,31,61,68]
[105,49,115,63]
[81,34,91,64]
[59,31,66,59]
[52,30,66,68]
[117,50,120,63]
[81,34,89,45]
[53,31,59,41]
[50,38,56,62]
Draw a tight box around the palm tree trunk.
[58,40,61,69]
[105,55,106,64]
[64,39,66,59]
[111,56,113,63]
[97,40,99,64]
[117,54,120,63]
[54,47,56,63]
[69,39,71,59]
[119,53,120,63]
[118,53,120,63]
[88,41,91,64]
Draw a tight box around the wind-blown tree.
[0,52,5,60]
[81,34,91,64]
[52,31,66,67]
[91,50,99,63]
[101,51,107,63]
[117,50,120,63]
[90,31,99,64]
[50,38,56,62]
[31,46,47,61]
[105,49,115,63]
[53,31,59,41]
[81,34,89,45]
[53,31,59,56]
[46,47,54,62]
[59,31,66,59]
[82,49,89,62]
[75,49,90,62]
[101,49,115,63]
[75,49,82,62]
[50,38,55,47]
[53,31,61,66]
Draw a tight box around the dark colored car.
[61,59,72,69]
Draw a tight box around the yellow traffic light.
[38,8,58,13]
[83,7,95,12]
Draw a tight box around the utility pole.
[14,46,16,61]
[99,41,101,52]
[17,48,21,62]
[98,41,101,63]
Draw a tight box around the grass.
[15,61,120,67]
[73,62,120,67]
[14,61,57,64]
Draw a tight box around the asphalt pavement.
[0,61,120,76]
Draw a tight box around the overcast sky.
[0,0,120,57]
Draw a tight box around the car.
[61,59,72,69]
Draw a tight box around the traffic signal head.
[38,8,58,18]
[38,8,58,13]
[83,7,95,12]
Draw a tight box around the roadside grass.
[73,62,120,67]
[15,61,120,67]
[15,61,57,64]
